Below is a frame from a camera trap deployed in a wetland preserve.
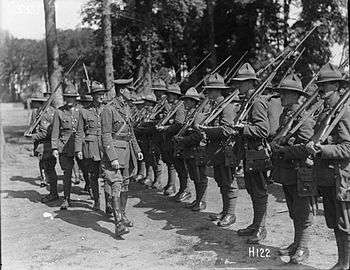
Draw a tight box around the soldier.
[100,79,143,237]
[157,84,189,199]
[135,93,162,190]
[198,73,240,227]
[27,91,58,202]
[75,82,107,210]
[175,87,208,211]
[271,74,314,264]
[304,63,350,270]
[51,82,80,210]
[231,63,270,244]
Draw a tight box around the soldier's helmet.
[90,81,107,94]
[63,82,79,97]
[277,73,309,97]
[180,87,201,101]
[166,84,182,96]
[151,78,167,91]
[143,93,157,103]
[316,63,346,84]
[231,63,259,81]
[77,95,93,102]
[204,73,230,90]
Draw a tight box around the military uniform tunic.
[51,104,80,199]
[101,96,141,195]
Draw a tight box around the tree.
[43,0,63,108]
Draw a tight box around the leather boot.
[41,193,59,203]
[192,180,207,211]
[330,229,345,270]
[278,243,296,256]
[174,191,191,202]
[112,196,129,237]
[344,234,350,270]
[209,192,226,221]
[238,197,258,236]
[192,202,207,211]
[120,192,133,227]
[60,197,71,210]
[163,164,176,196]
[246,226,267,244]
[218,194,237,227]
[290,247,310,264]
[105,191,113,217]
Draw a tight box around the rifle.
[156,100,184,129]
[311,90,350,145]
[225,51,248,82]
[199,90,239,127]
[24,56,81,136]
[279,47,306,85]
[176,98,209,137]
[194,56,232,89]
[179,53,212,86]
[83,63,91,93]
[257,24,318,76]
[143,96,167,123]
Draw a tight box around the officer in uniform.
[135,93,162,190]
[157,84,188,199]
[199,73,239,227]
[231,63,270,244]
[271,74,315,264]
[27,91,58,202]
[51,82,80,210]
[175,87,208,211]
[304,63,350,270]
[75,82,107,210]
[100,79,143,237]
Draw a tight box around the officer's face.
[184,98,197,110]
[237,80,255,95]
[280,91,300,107]
[64,96,77,107]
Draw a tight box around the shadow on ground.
[128,182,321,270]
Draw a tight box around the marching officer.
[157,84,188,199]
[175,87,208,211]
[199,73,240,227]
[304,63,350,270]
[75,82,107,210]
[27,91,59,202]
[100,79,143,237]
[271,74,314,264]
[51,82,81,210]
[231,63,270,244]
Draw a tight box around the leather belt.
[112,134,132,141]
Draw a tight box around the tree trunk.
[206,0,217,68]
[283,0,290,47]
[43,0,62,108]
[144,0,153,95]
[102,0,115,98]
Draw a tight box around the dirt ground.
[0,103,337,270]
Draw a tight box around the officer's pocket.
[113,140,129,167]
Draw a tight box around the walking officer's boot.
[192,181,207,212]
[238,198,257,236]
[164,164,176,196]
[120,192,133,227]
[246,198,267,244]
[112,196,129,237]
[104,191,113,217]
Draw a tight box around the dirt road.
[1,104,336,270]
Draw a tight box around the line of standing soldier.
[29,60,349,268]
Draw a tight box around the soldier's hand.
[111,159,120,170]
[174,136,184,142]
[156,125,165,131]
[24,133,32,138]
[197,124,206,130]
[137,152,143,161]
[76,151,83,160]
[314,143,324,152]
[52,150,59,158]
[305,141,320,156]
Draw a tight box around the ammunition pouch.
[297,164,318,197]
[245,147,272,172]
[194,146,207,166]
